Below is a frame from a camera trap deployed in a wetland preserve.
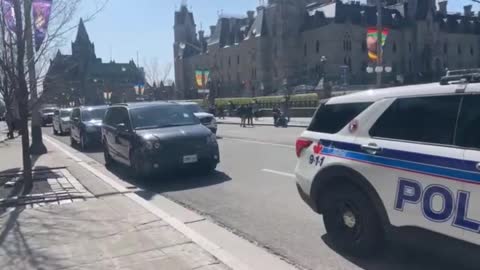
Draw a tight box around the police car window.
[455,95,480,149]
[308,102,372,134]
[370,96,461,145]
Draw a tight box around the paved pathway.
[0,137,229,270]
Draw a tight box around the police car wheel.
[322,184,384,257]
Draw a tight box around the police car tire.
[322,184,384,257]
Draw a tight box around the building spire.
[76,18,90,43]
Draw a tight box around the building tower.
[173,4,198,98]
[266,0,307,88]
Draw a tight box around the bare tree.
[0,0,107,192]
[144,57,172,86]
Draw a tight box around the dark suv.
[102,102,219,177]
[70,106,108,150]
[40,107,57,126]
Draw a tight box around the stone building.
[44,19,145,106]
[174,0,480,99]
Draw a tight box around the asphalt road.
[42,124,478,270]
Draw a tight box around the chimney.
[247,10,255,21]
[210,25,216,35]
[464,5,473,17]
[438,0,447,15]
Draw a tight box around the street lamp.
[104,90,112,105]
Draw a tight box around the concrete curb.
[43,135,300,270]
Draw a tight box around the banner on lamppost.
[1,0,16,32]
[367,27,389,61]
[195,69,210,89]
[32,0,52,51]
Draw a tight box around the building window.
[471,45,474,56]
[237,55,240,65]
[392,42,397,53]
[274,66,278,78]
[444,42,448,54]
[316,40,320,54]
[361,41,367,52]
[458,44,462,55]
[408,42,412,53]
[273,45,278,57]
[304,43,307,57]
[228,56,231,67]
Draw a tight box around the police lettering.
[395,179,480,232]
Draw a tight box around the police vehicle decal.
[317,140,480,184]
[395,178,480,231]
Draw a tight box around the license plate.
[183,155,198,164]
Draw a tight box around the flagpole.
[376,0,383,88]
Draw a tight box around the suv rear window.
[370,95,461,145]
[308,102,372,134]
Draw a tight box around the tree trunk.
[13,0,33,192]
[24,0,46,155]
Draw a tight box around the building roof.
[304,1,405,31]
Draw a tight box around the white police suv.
[295,80,480,257]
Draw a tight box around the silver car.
[178,102,217,134]
[52,108,73,135]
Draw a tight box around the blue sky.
[61,0,478,79]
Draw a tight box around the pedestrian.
[272,106,280,127]
[218,105,225,119]
[252,100,260,121]
[228,101,236,117]
[246,103,254,127]
[238,105,246,128]
[5,109,14,139]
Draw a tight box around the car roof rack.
[440,72,480,85]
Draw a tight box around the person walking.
[5,109,14,139]
[252,100,260,121]
[246,104,254,127]
[238,105,247,128]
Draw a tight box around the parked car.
[70,106,108,150]
[102,102,219,177]
[52,108,73,135]
[177,102,217,134]
[40,107,57,126]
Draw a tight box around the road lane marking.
[221,137,295,149]
[262,169,295,178]
[43,134,299,270]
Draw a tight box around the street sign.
[198,89,210,94]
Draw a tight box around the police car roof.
[327,82,480,105]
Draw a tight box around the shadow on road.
[106,163,231,200]
[321,231,480,270]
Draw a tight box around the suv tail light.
[296,138,313,158]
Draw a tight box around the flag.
[1,0,15,32]
[195,70,204,89]
[203,70,210,87]
[32,0,52,51]
[367,27,389,61]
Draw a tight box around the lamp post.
[104,90,112,105]
[135,85,145,101]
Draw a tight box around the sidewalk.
[217,117,311,128]
[0,137,229,270]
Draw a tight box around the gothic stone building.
[44,19,145,106]
[174,0,480,99]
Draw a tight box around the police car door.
[355,95,464,240]
[455,94,480,245]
